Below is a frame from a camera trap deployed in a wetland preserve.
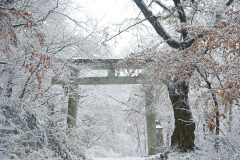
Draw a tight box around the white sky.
[82,0,140,58]
[84,0,135,25]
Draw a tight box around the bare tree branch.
[103,18,147,43]
[133,0,204,49]
[226,0,234,6]
[133,0,181,49]
[104,1,153,43]
[12,0,59,28]
[37,0,59,23]
[53,11,90,32]
[104,93,141,114]
[173,0,187,40]
[215,0,235,26]
[0,6,14,10]
[0,61,7,64]
[154,0,171,12]
[103,0,178,44]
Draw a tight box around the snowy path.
[92,158,149,160]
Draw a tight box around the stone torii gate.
[52,59,162,155]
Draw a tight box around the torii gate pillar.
[66,68,79,128]
[144,85,157,155]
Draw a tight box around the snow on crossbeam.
[69,58,151,70]
[52,76,142,85]
[52,59,146,86]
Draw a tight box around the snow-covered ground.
[92,158,147,160]
[89,150,240,160]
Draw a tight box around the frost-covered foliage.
[0,97,85,159]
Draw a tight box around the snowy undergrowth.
[0,97,85,160]
[90,150,240,160]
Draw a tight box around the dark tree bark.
[6,69,13,97]
[168,79,195,151]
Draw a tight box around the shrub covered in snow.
[0,97,85,160]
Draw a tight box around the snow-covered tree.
[121,0,240,154]
[0,0,103,159]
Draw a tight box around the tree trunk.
[168,79,195,151]
[228,102,232,132]
[211,92,220,152]
[6,69,13,97]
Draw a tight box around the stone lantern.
[156,121,164,146]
